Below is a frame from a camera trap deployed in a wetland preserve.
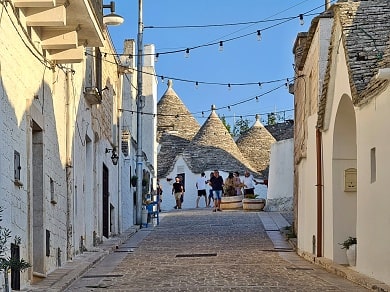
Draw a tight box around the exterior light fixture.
[105,147,119,165]
[103,1,124,26]
[83,86,108,104]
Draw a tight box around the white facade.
[0,2,158,289]
[266,139,294,211]
[295,7,390,285]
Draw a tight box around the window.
[50,178,57,204]
[14,150,23,186]
[370,147,376,183]
[14,150,21,180]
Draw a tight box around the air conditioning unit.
[83,87,102,104]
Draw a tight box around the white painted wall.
[0,9,123,288]
[355,85,390,284]
[267,139,293,211]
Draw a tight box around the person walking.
[242,170,259,198]
[209,170,224,212]
[156,178,163,212]
[172,177,184,209]
[196,172,208,208]
[206,172,214,207]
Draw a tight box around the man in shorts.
[209,170,224,212]
[196,172,208,208]
[172,177,184,209]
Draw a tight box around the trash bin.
[141,206,148,227]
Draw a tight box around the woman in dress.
[233,171,243,196]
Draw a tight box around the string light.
[228,83,231,90]
[202,111,204,117]
[195,81,199,89]
[228,106,231,111]
[155,53,159,62]
[255,96,259,102]
[257,30,262,41]
[84,51,295,89]
[219,41,224,51]
[299,14,304,25]
[96,3,332,60]
[185,48,190,58]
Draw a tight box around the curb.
[27,227,139,291]
[297,249,390,292]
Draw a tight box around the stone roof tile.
[236,115,276,176]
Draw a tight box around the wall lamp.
[83,86,108,104]
[103,1,124,26]
[105,147,119,165]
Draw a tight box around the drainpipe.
[25,99,32,279]
[66,68,74,260]
[117,104,122,234]
[316,128,323,257]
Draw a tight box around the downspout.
[66,68,74,260]
[316,128,323,257]
[117,93,122,234]
[25,99,32,279]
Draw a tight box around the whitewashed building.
[0,1,157,289]
[293,1,390,285]
[157,83,268,209]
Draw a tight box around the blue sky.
[107,0,331,127]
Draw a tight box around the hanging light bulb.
[284,78,290,88]
[228,83,231,90]
[219,41,224,51]
[195,81,199,89]
[185,48,190,58]
[228,106,231,111]
[257,30,262,41]
[255,96,259,102]
[155,53,159,62]
[161,76,165,83]
[202,111,204,117]
[299,14,304,25]
[258,82,262,89]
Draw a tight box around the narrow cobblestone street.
[66,209,367,291]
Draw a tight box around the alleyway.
[65,209,367,291]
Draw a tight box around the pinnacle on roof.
[182,105,258,175]
[157,79,200,141]
[236,114,276,176]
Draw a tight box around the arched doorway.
[332,94,357,264]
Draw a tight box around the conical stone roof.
[182,106,258,175]
[236,114,276,177]
[157,80,200,141]
[157,80,200,178]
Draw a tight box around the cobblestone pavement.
[66,208,368,291]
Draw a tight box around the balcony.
[12,0,105,63]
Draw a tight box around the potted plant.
[131,176,137,187]
[340,236,357,266]
[242,194,266,211]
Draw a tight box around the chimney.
[325,0,330,10]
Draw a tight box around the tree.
[233,118,250,136]
[267,112,277,125]
[220,116,231,134]
[0,206,31,291]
